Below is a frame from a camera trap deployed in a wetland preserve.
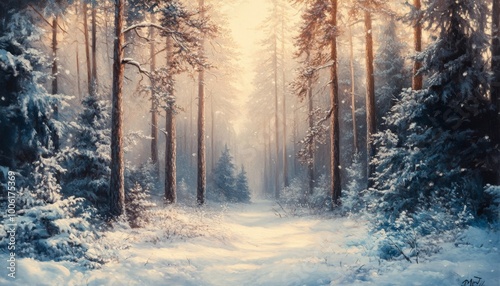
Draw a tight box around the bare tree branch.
[28,4,68,33]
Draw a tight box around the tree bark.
[412,0,423,91]
[91,2,98,95]
[190,80,195,168]
[164,36,176,204]
[197,0,207,205]
[82,1,92,95]
[307,77,315,197]
[211,93,215,174]
[273,0,280,199]
[263,122,268,198]
[51,15,60,151]
[330,0,341,207]
[109,0,126,218]
[492,0,500,182]
[268,120,273,197]
[149,14,159,174]
[281,4,289,188]
[306,51,315,197]
[349,25,359,154]
[75,4,81,99]
[364,10,376,188]
[51,15,58,95]
[292,104,298,176]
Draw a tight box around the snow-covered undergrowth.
[0,201,498,286]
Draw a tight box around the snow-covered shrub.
[341,155,365,215]
[125,183,156,228]
[125,159,161,199]
[177,178,196,203]
[0,157,99,265]
[309,174,331,210]
[280,178,305,206]
[483,185,500,225]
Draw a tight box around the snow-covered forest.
[0,0,499,285]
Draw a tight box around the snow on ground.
[0,200,499,285]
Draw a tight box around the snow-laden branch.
[123,22,193,59]
[122,58,150,77]
[123,22,174,35]
[312,61,334,72]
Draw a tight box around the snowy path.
[2,200,499,285]
[185,200,367,285]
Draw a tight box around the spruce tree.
[374,18,408,128]
[235,166,251,203]
[212,145,236,202]
[370,0,494,243]
[62,94,111,216]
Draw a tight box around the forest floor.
[1,200,499,285]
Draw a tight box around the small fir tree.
[235,166,251,203]
[212,145,236,202]
[62,94,111,216]
[125,183,156,228]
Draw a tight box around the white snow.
[1,201,498,285]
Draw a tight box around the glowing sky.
[225,0,271,132]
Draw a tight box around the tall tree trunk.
[51,15,58,95]
[76,44,81,99]
[197,0,207,205]
[82,1,92,95]
[91,2,98,96]
[211,94,215,173]
[263,123,268,198]
[412,0,423,91]
[51,15,60,151]
[190,80,195,168]
[292,105,298,176]
[104,2,111,80]
[492,0,500,182]
[306,51,315,197]
[164,35,177,204]
[149,14,159,174]
[109,0,126,218]
[349,25,358,154]
[281,4,289,188]
[364,10,376,188]
[268,120,273,197]
[330,0,341,207]
[273,0,280,199]
[75,4,82,99]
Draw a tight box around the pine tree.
[235,166,251,203]
[125,183,156,228]
[374,18,408,128]
[0,6,99,265]
[370,0,494,246]
[0,12,61,170]
[293,0,342,207]
[212,145,236,202]
[62,94,111,216]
